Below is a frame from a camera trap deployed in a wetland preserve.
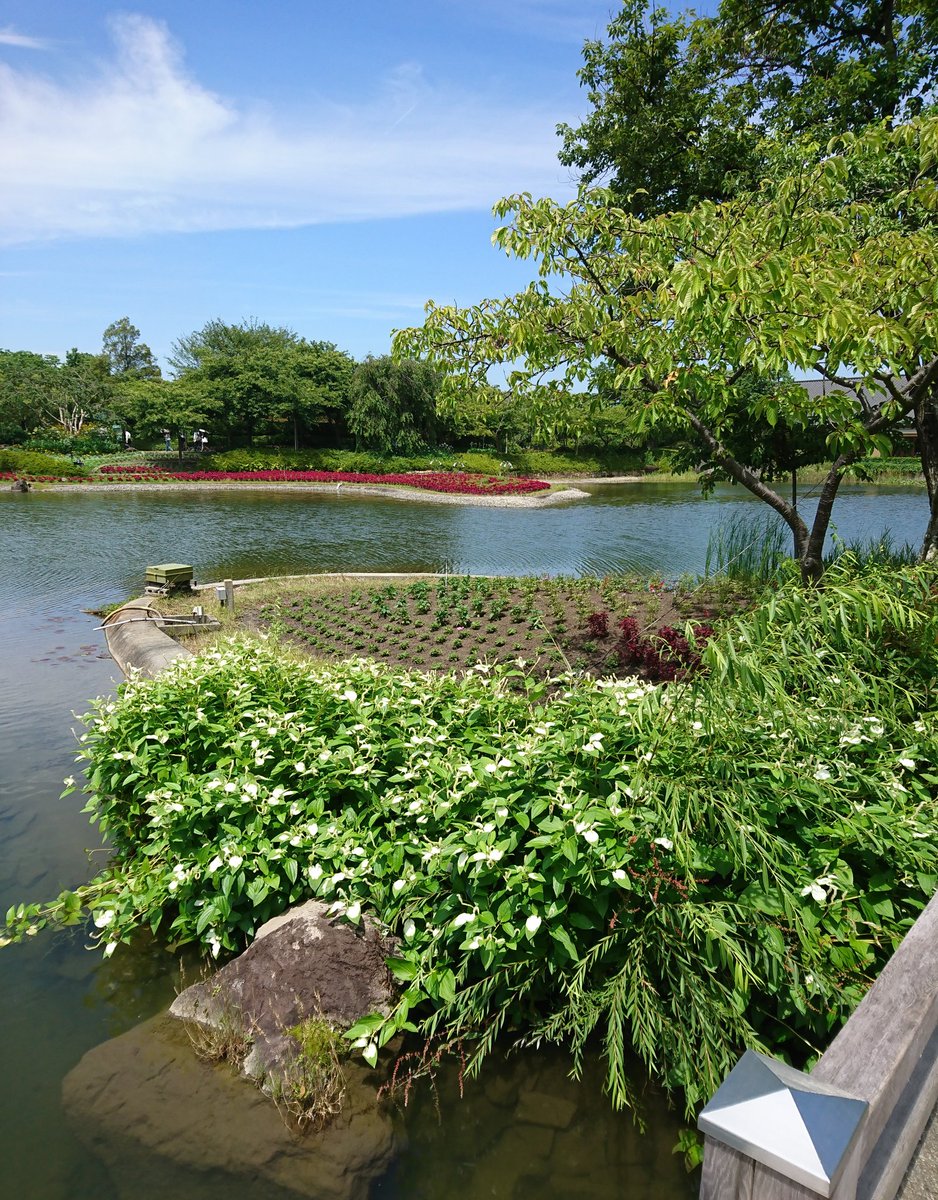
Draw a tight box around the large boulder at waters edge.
[169,899,399,1087]
[62,901,401,1200]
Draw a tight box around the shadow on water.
[0,483,926,1199]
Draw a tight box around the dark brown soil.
[246,576,752,683]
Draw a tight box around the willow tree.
[397,116,938,579]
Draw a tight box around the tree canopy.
[170,320,355,448]
[347,356,440,455]
[102,317,161,380]
[558,0,938,213]
[397,115,938,577]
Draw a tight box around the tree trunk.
[914,382,938,562]
[800,464,847,583]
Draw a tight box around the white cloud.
[0,28,51,50]
[0,13,573,245]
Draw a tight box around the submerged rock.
[62,1013,396,1200]
[62,902,402,1199]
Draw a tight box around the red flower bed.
[93,466,550,495]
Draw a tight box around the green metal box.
[145,563,194,589]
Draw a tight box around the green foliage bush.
[0,448,89,477]
[203,448,446,474]
[6,561,937,1117]
[202,446,646,478]
[852,456,925,482]
[23,431,120,456]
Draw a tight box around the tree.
[169,320,347,448]
[52,350,114,438]
[397,116,938,578]
[557,0,938,213]
[0,350,59,440]
[102,318,161,379]
[347,356,440,456]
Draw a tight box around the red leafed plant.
[617,617,714,681]
[585,610,610,639]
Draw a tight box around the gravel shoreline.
[30,479,597,508]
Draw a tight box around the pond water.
[0,481,927,1200]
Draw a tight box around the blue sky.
[0,1,638,372]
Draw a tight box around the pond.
[0,481,927,1200]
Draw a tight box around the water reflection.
[0,482,926,1200]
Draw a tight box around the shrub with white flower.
[4,562,938,1119]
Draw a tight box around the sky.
[0,0,636,372]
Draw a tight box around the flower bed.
[91,464,549,495]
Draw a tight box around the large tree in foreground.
[397,116,938,579]
[558,0,938,215]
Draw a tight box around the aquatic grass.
[704,511,790,585]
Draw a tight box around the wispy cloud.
[0,14,573,245]
[0,27,51,50]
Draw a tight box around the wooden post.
[699,889,938,1200]
[224,579,235,613]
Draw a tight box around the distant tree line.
[0,316,641,457]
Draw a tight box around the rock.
[514,1088,577,1131]
[62,1012,397,1200]
[169,900,398,1089]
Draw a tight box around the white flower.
[899,758,916,771]
[392,878,406,895]
[801,875,836,904]
[93,909,115,928]
[525,914,542,935]
[653,837,673,851]
[294,761,307,773]
[319,748,332,762]
[342,689,358,702]
[404,919,416,940]
[346,902,361,922]
[63,776,75,788]
[308,863,323,881]
[452,913,474,928]
[612,869,627,882]
[583,829,600,845]
[207,855,223,873]
[813,765,831,781]
[223,782,237,793]
[227,854,244,870]
[103,941,117,958]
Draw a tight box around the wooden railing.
[699,889,938,1200]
